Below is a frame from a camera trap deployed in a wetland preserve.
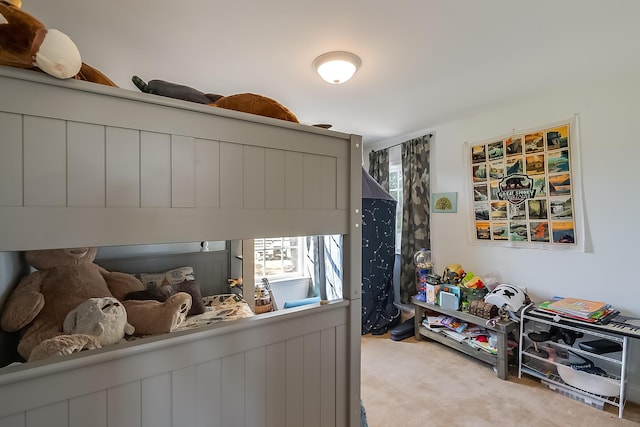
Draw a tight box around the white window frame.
[254,236,306,282]
[389,152,403,254]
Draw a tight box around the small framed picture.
[432,192,458,213]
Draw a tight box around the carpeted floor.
[361,332,640,427]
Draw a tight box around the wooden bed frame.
[0,66,362,427]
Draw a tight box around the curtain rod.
[372,133,433,151]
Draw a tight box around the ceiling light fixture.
[313,51,361,85]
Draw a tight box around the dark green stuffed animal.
[132,75,223,104]
[132,75,300,123]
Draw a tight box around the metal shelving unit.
[519,307,629,418]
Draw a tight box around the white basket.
[556,364,619,397]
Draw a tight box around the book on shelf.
[547,297,608,317]
[537,297,618,324]
[422,316,447,330]
[463,325,486,337]
[440,329,467,342]
[440,316,468,333]
[537,306,619,324]
[468,337,497,355]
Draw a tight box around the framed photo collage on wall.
[467,116,583,250]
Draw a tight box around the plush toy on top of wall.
[0,0,117,86]
[132,75,301,123]
[132,75,334,128]
[0,248,192,362]
[0,0,325,124]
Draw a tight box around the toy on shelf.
[458,271,488,311]
[254,278,278,314]
[460,271,483,289]
[442,263,465,285]
[413,248,433,302]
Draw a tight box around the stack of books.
[537,297,618,323]
[468,339,497,354]
[421,317,495,348]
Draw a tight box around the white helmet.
[484,284,527,312]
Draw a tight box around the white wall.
[366,65,640,402]
[429,68,640,316]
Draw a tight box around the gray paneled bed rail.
[0,66,363,427]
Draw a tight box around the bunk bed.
[0,66,362,427]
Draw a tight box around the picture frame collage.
[470,120,577,246]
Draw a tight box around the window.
[254,237,304,280]
[389,163,403,253]
[254,235,343,303]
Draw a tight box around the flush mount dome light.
[313,51,361,84]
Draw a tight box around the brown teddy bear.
[0,248,192,361]
[0,0,117,86]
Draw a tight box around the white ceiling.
[25,0,640,146]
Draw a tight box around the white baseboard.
[627,383,640,405]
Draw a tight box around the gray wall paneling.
[106,127,140,207]
[0,112,22,207]
[0,67,362,427]
[23,116,66,207]
[0,70,351,251]
[67,122,105,207]
[0,304,349,426]
[95,250,230,297]
[171,135,196,208]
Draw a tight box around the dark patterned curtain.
[399,135,431,304]
[368,148,390,192]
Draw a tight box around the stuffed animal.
[125,280,206,317]
[0,2,314,116]
[28,297,134,362]
[132,75,223,104]
[0,248,192,361]
[28,334,102,362]
[132,75,300,123]
[0,1,117,86]
[0,0,80,78]
[63,297,135,346]
[214,93,299,123]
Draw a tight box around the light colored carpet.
[361,332,640,427]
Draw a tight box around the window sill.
[261,276,312,307]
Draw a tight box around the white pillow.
[138,266,195,289]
